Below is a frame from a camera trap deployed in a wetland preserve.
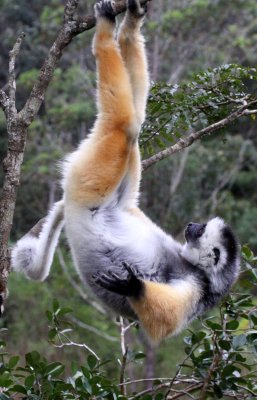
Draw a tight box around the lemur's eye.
[213,248,220,265]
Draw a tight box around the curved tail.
[11,200,64,281]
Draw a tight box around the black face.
[185,222,206,243]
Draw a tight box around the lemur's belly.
[64,204,164,317]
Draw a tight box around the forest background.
[0,0,257,398]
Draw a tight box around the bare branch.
[0,90,9,118]
[69,315,119,342]
[64,0,79,22]
[8,32,25,117]
[119,316,129,396]
[54,330,100,361]
[142,100,257,171]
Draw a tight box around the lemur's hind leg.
[65,1,138,207]
[118,0,150,126]
[116,0,150,204]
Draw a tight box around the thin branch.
[8,32,25,117]
[64,0,79,22]
[54,331,100,361]
[132,383,171,399]
[119,317,129,396]
[0,90,9,118]
[142,100,257,171]
[69,315,119,342]
[167,384,203,400]
[164,342,202,399]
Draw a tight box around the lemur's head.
[181,217,240,290]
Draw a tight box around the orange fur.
[67,131,130,205]
[130,281,201,343]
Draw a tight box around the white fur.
[11,200,64,281]
[181,217,226,270]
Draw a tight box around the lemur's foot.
[127,0,149,18]
[93,262,144,299]
[94,0,116,23]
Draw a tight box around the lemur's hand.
[127,0,150,18]
[93,262,144,298]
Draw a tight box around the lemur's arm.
[11,200,64,280]
[94,264,201,342]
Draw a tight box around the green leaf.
[8,356,19,369]
[226,320,239,330]
[206,320,222,331]
[48,328,58,340]
[25,375,35,388]
[71,360,78,375]
[11,385,27,395]
[87,355,98,370]
[57,307,73,317]
[221,365,240,379]
[81,366,91,379]
[134,352,146,360]
[241,245,254,261]
[45,362,65,377]
[46,310,53,321]
[219,340,231,351]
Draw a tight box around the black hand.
[93,262,144,299]
[127,0,150,18]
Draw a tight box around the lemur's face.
[181,217,240,274]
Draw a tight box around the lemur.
[11,0,240,343]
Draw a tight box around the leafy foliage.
[0,248,257,399]
[141,64,257,156]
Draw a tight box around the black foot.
[127,0,149,18]
[95,0,116,23]
[93,262,144,299]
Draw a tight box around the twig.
[142,99,257,170]
[132,383,171,399]
[199,334,221,400]
[64,0,79,22]
[0,90,9,118]
[53,331,100,361]
[69,315,119,342]
[119,317,129,396]
[8,32,25,117]
[167,383,203,400]
[164,342,201,399]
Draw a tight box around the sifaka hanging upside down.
[11,0,240,343]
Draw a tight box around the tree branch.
[142,100,257,171]
[0,90,9,118]
[8,32,25,117]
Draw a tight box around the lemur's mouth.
[185,223,206,243]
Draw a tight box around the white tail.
[11,200,64,281]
